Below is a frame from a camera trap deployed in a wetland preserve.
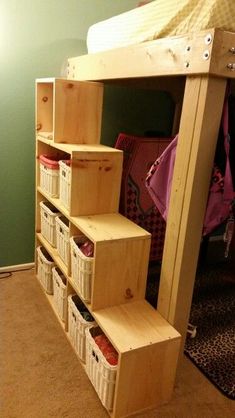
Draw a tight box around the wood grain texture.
[36,78,104,144]
[157,76,227,349]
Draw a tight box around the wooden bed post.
[157,75,227,350]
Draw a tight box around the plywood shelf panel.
[71,213,150,243]
[93,300,180,354]
[37,188,150,244]
[37,135,122,156]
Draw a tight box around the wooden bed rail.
[67,28,235,81]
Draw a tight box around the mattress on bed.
[87,0,235,53]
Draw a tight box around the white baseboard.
[0,262,35,273]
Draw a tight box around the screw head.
[203,50,210,60]
[205,33,212,45]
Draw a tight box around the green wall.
[101,86,174,147]
[0,0,138,267]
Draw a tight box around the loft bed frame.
[67,28,235,349]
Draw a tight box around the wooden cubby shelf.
[94,300,180,418]
[36,138,123,216]
[35,76,181,417]
[37,232,68,277]
[36,78,103,144]
[37,212,151,311]
[72,213,151,311]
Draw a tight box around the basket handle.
[92,350,99,363]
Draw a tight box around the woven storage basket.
[52,267,67,321]
[40,201,61,247]
[68,294,96,362]
[37,246,55,294]
[85,326,118,411]
[39,155,60,197]
[70,236,94,302]
[55,216,70,266]
[59,160,71,210]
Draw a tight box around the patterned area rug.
[184,261,235,400]
[145,241,235,400]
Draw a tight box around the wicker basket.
[40,201,61,247]
[52,267,67,321]
[85,326,118,411]
[55,216,70,265]
[37,246,55,294]
[70,236,94,302]
[39,155,60,197]
[68,294,96,362]
[59,160,71,210]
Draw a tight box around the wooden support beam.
[157,75,227,348]
[67,30,212,80]
[68,29,235,82]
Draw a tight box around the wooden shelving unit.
[35,77,181,417]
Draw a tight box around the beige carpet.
[0,269,234,418]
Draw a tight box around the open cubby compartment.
[35,79,53,139]
[52,266,67,322]
[71,213,151,311]
[55,215,70,266]
[37,231,70,280]
[93,300,181,418]
[65,145,123,216]
[36,78,104,144]
[40,200,61,247]
[36,142,123,216]
[85,325,118,412]
[39,155,62,198]
[36,140,70,199]
[67,294,96,362]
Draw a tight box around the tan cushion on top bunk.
[87,0,235,53]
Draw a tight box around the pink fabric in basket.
[39,155,60,169]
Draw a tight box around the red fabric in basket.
[80,240,94,257]
[94,334,118,365]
